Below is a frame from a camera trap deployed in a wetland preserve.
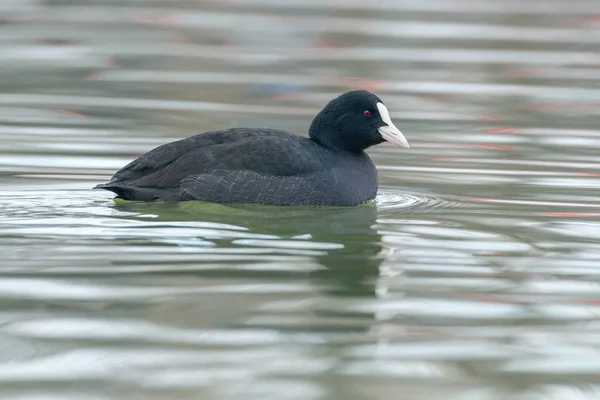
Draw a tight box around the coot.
[95,90,409,206]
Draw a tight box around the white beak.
[376,102,409,148]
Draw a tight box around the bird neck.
[309,113,361,153]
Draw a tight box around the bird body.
[96,90,409,206]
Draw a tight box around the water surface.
[1,1,600,399]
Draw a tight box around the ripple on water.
[376,188,469,213]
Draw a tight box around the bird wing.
[102,128,328,189]
[179,169,343,206]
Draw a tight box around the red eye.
[363,110,372,117]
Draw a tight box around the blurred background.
[1,0,600,399]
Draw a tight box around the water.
[1,0,600,398]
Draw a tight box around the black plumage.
[95,90,409,206]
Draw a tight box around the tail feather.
[95,183,160,201]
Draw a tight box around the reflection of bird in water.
[112,200,384,298]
